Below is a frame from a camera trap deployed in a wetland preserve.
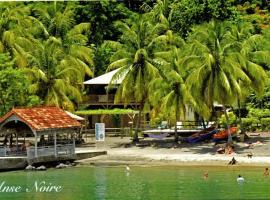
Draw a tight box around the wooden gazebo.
[0,107,81,159]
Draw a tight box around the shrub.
[261,118,270,131]
[218,112,237,128]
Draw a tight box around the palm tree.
[144,0,171,25]
[19,2,94,110]
[24,37,83,111]
[149,46,199,143]
[107,15,166,142]
[0,3,35,68]
[186,20,253,144]
[29,2,94,77]
[227,22,269,135]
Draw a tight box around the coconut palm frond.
[107,58,130,71]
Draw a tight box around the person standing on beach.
[264,168,269,176]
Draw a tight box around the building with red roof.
[0,106,81,132]
[0,106,82,159]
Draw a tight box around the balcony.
[81,94,138,107]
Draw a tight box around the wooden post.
[54,132,57,157]
[73,132,75,155]
[34,131,38,158]
[16,133,18,153]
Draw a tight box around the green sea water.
[0,166,270,200]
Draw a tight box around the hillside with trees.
[0,1,269,137]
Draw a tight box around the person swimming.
[125,165,130,176]
[237,175,244,183]
[203,171,208,179]
[264,168,269,176]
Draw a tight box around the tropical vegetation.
[0,1,269,143]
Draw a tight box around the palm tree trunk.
[237,99,244,134]
[201,118,206,129]
[223,105,232,145]
[134,101,143,143]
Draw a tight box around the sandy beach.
[75,132,270,166]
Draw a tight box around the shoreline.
[76,150,270,167]
[76,132,270,167]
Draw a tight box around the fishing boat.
[212,127,238,141]
[186,127,218,143]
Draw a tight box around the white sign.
[95,123,105,141]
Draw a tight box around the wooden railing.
[26,144,75,159]
[82,94,115,104]
[0,146,27,157]
[82,127,131,137]
[0,147,8,157]
[82,94,138,105]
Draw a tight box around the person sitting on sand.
[225,145,235,155]
[217,147,225,154]
[247,152,253,158]
[264,168,269,176]
[228,157,237,165]
[254,141,264,146]
[237,175,244,183]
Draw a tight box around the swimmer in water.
[264,168,269,176]
[203,171,208,179]
[237,175,244,184]
[125,165,130,176]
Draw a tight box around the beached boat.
[186,127,218,143]
[212,127,237,141]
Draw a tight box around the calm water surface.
[0,166,270,200]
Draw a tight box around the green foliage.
[0,1,269,126]
[170,0,238,38]
[93,43,114,77]
[242,117,260,131]
[242,108,270,131]
[0,53,14,69]
[247,65,270,110]
[107,15,166,106]
[235,1,270,31]
[74,0,133,45]
[261,118,270,131]
[75,109,138,115]
[218,112,237,127]
[0,68,29,115]
[247,108,270,119]
[18,2,95,111]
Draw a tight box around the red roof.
[0,107,81,131]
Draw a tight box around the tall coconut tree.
[107,15,166,142]
[0,3,35,68]
[20,2,94,110]
[29,2,94,77]
[149,30,210,142]
[149,46,208,143]
[24,37,83,111]
[144,0,171,25]
[227,22,269,135]
[186,20,252,144]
